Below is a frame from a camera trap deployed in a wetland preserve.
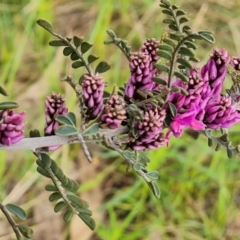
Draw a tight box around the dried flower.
[101,94,127,129]
[0,110,25,146]
[128,106,167,150]
[81,73,104,119]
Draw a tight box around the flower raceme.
[0,110,25,146]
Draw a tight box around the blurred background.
[1,0,240,239]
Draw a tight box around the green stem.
[0,202,23,240]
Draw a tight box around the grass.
[1,0,240,239]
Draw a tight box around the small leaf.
[162,9,173,16]
[70,52,79,61]
[41,153,52,168]
[18,224,33,239]
[55,125,78,136]
[95,61,111,73]
[163,19,175,25]
[169,24,178,31]
[183,26,192,32]
[29,129,41,138]
[49,40,68,47]
[227,148,233,159]
[88,55,99,64]
[179,47,195,57]
[66,112,77,126]
[73,36,83,48]
[62,179,79,193]
[189,56,200,63]
[150,181,161,198]
[5,204,27,220]
[179,17,188,24]
[72,61,85,69]
[184,41,197,50]
[82,123,99,136]
[79,74,85,85]
[55,115,74,126]
[168,102,177,117]
[158,44,173,52]
[106,29,117,39]
[152,77,167,85]
[174,71,188,82]
[122,151,135,161]
[54,168,65,181]
[156,50,172,60]
[146,171,159,180]
[104,39,114,44]
[176,10,186,16]
[67,194,88,208]
[160,0,171,7]
[208,138,213,147]
[63,47,73,56]
[162,38,176,47]
[54,201,67,213]
[63,210,74,222]
[78,213,96,230]
[0,102,18,110]
[198,31,215,44]
[50,160,59,175]
[177,58,193,69]
[133,163,142,171]
[81,42,93,54]
[45,184,58,192]
[49,192,62,202]
[37,166,51,178]
[36,19,53,33]
[169,33,182,41]
[215,144,221,151]
[154,64,170,73]
[0,85,8,96]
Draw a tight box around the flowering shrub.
[1,0,240,238]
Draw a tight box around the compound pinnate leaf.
[49,40,68,47]
[54,201,67,213]
[82,123,99,136]
[18,224,33,239]
[63,210,74,222]
[0,102,18,110]
[36,19,53,33]
[95,61,111,73]
[81,42,93,54]
[55,125,78,136]
[49,192,62,202]
[5,204,27,220]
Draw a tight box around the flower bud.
[140,38,160,62]
[81,73,104,119]
[0,110,25,146]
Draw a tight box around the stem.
[0,202,23,240]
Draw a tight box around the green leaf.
[62,179,79,193]
[160,0,171,7]
[78,213,96,230]
[150,181,161,198]
[70,52,79,61]
[54,168,65,181]
[0,102,18,110]
[122,151,135,161]
[63,210,74,222]
[179,17,188,24]
[55,115,74,126]
[146,171,159,180]
[168,102,177,117]
[36,19,53,33]
[184,41,197,50]
[49,192,62,202]
[106,29,117,39]
[176,10,186,16]
[37,166,51,178]
[179,47,195,57]
[158,44,173,52]
[177,58,193,69]
[169,24,178,31]
[154,64,170,73]
[152,77,167,85]
[189,56,200,62]
[183,26,192,32]
[40,153,52,168]
[169,33,184,41]
[5,204,26,220]
[227,148,233,159]
[198,31,215,43]
[72,61,85,69]
[174,71,188,82]
[67,194,88,208]
[81,42,93,54]
[18,224,33,239]
[162,9,173,16]
[133,163,142,171]
[49,40,68,47]
[63,47,73,56]
[95,61,111,73]
[55,125,78,136]
[73,36,83,48]
[45,184,58,192]
[162,38,176,47]
[82,123,99,136]
[54,201,67,213]
[66,112,77,126]
[162,19,175,25]
[156,50,172,60]
[29,129,41,138]
[88,55,99,64]
[50,160,59,175]
[0,85,8,96]
[208,138,213,147]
